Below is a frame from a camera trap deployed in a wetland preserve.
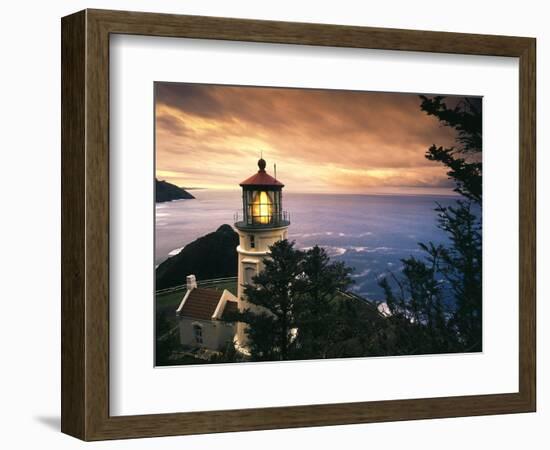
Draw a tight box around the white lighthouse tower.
[234,158,290,348]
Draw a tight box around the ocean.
[155,190,460,301]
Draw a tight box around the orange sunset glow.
[155,83,470,195]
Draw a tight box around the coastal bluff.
[156,178,195,202]
[156,225,239,290]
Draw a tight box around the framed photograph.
[61,9,536,441]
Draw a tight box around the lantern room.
[234,158,290,229]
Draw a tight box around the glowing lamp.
[251,191,273,224]
[235,157,289,229]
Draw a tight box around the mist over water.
[156,190,460,301]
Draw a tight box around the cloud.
[155,83,478,194]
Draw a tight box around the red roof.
[239,170,284,187]
[178,288,222,320]
[240,158,284,187]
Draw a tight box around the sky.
[155,83,476,195]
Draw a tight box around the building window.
[249,235,255,248]
[244,266,256,285]
[193,324,203,344]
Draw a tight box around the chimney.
[186,274,197,290]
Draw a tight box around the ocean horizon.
[156,189,462,301]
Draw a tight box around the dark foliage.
[436,201,482,351]
[155,311,180,365]
[420,95,482,204]
[239,240,385,361]
[208,340,245,364]
[155,225,239,289]
[292,246,353,359]
[378,96,483,354]
[425,146,482,204]
[419,95,482,154]
[241,240,304,361]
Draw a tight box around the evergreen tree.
[241,240,304,361]
[436,201,482,351]
[323,292,388,358]
[379,95,483,353]
[240,241,356,361]
[208,340,244,364]
[293,246,353,358]
[379,243,458,354]
[420,95,482,203]
[421,96,482,351]
[155,312,180,365]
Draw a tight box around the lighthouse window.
[249,235,255,248]
[244,266,256,285]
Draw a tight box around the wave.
[351,268,371,278]
[299,245,346,257]
[327,247,347,257]
[350,246,392,253]
[377,302,392,316]
[168,246,184,256]
[298,231,335,238]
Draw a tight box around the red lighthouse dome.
[235,158,289,229]
[239,158,284,188]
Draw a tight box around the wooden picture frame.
[61,9,536,441]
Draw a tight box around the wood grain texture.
[61,10,86,439]
[60,9,537,441]
[518,38,536,409]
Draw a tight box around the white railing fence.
[156,276,238,295]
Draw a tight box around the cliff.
[155,178,195,202]
[155,224,239,290]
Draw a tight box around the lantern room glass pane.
[240,188,284,227]
[251,190,273,224]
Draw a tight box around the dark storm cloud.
[156,83,226,119]
[155,82,478,194]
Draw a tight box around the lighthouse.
[234,157,290,347]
